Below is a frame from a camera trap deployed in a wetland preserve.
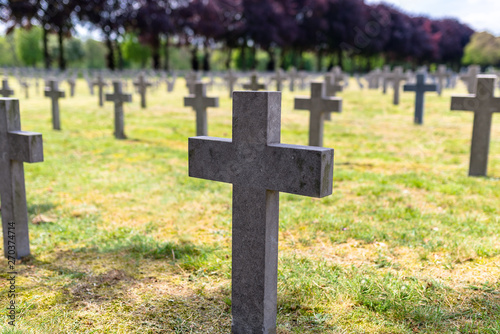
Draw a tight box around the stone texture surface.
[0,79,14,97]
[44,80,65,130]
[189,91,333,333]
[451,75,500,176]
[0,98,44,258]
[403,73,437,124]
[105,81,132,139]
[294,82,342,147]
[184,82,219,136]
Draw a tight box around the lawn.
[0,75,499,333]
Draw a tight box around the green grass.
[0,76,499,333]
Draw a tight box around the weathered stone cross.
[270,69,287,91]
[67,77,76,97]
[93,74,108,107]
[460,65,481,94]
[189,91,333,333]
[324,74,343,97]
[385,67,407,105]
[0,79,14,98]
[44,80,65,130]
[184,82,219,136]
[294,82,342,146]
[0,98,44,258]
[433,65,450,96]
[243,73,266,91]
[105,81,132,139]
[288,67,299,92]
[133,73,152,109]
[403,73,437,124]
[451,75,500,176]
[224,70,238,98]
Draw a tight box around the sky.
[366,0,500,35]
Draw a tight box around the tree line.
[0,0,476,72]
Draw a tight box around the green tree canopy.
[15,27,42,66]
[463,32,500,67]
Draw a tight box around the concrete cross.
[224,70,238,98]
[382,65,391,94]
[105,81,132,139]
[20,80,29,99]
[288,67,299,92]
[133,73,152,109]
[324,74,343,97]
[298,71,308,90]
[189,91,333,333]
[184,82,219,136]
[433,65,450,96]
[403,73,438,124]
[294,82,342,147]
[270,69,287,91]
[460,65,481,94]
[185,71,199,94]
[44,80,65,130]
[243,73,266,91]
[451,75,500,176]
[0,98,44,258]
[67,77,76,97]
[166,73,177,92]
[93,74,108,107]
[385,67,407,105]
[0,79,14,98]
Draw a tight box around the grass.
[0,75,499,333]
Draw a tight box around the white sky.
[366,0,500,35]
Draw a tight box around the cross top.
[404,73,437,93]
[0,79,14,97]
[243,73,265,91]
[184,82,219,136]
[106,81,132,104]
[44,80,65,99]
[452,75,500,114]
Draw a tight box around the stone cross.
[133,73,152,109]
[105,81,132,139]
[0,98,44,258]
[324,74,343,97]
[460,65,481,94]
[433,65,450,96]
[385,67,407,105]
[0,79,14,98]
[189,91,333,333]
[93,74,108,107]
[294,82,342,146]
[166,75,176,92]
[270,69,287,91]
[224,70,238,98]
[20,80,29,99]
[382,65,391,94]
[44,80,65,130]
[403,73,438,124]
[185,71,199,94]
[184,82,219,136]
[67,77,76,97]
[243,73,266,91]
[450,75,500,176]
[368,69,382,89]
[288,67,299,92]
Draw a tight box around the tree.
[463,32,500,67]
[15,26,42,66]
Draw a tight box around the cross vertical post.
[403,73,438,124]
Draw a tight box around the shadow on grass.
[27,202,56,216]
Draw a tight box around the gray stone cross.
[224,70,238,98]
[0,98,44,258]
[243,73,266,91]
[133,73,152,109]
[433,65,450,96]
[184,82,219,136]
[324,74,343,97]
[44,80,65,130]
[105,81,132,139]
[403,73,437,124]
[93,74,108,107]
[460,65,481,94]
[451,75,500,176]
[67,77,76,97]
[288,67,299,92]
[189,91,333,333]
[381,65,391,94]
[270,69,287,91]
[0,79,14,98]
[385,67,407,105]
[294,82,342,147]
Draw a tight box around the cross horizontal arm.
[189,137,233,183]
[294,97,311,110]
[403,85,416,92]
[323,98,342,112]
[204,97,219,108]
[7,131,44,163]
[184,96,196,108]
[451,95,475,111]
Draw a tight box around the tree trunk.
[239,43,246,71]
[43,27,51,69]
[250,45,257,70]
[191,46,199,71]
[337,49,343,69]
[106,37,115,70]
[203,45,210,72]
[58,29,66,70]
[225,47,232,70]
[266,49,275,71]
[116,40,124,70]
[316,49,323,72]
